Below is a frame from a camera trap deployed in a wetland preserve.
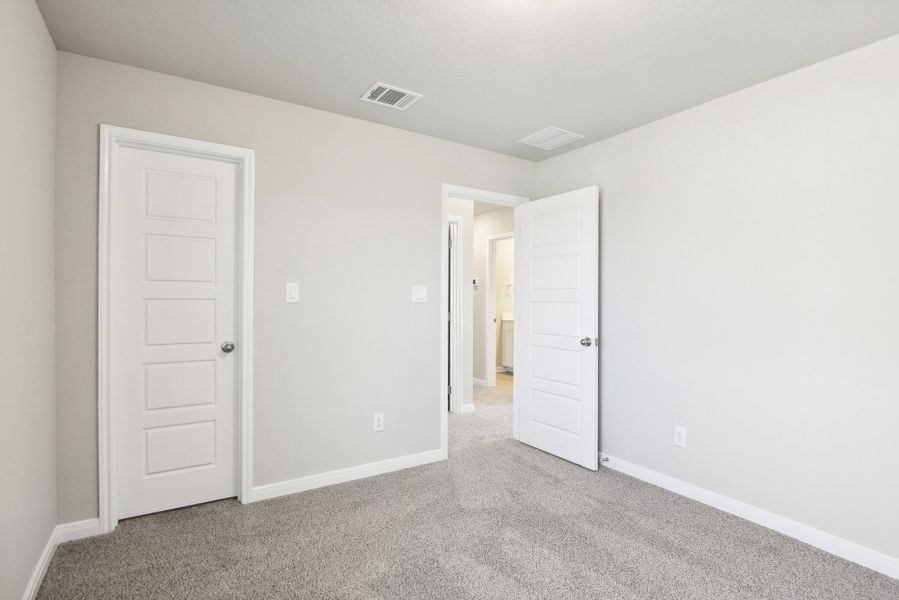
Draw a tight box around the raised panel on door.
[515,187,599,470]
[116,145,237,519]
[145,235,217,282]
[144,360,216,411]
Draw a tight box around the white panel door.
[515,187,599,470]
[116,146,237,519]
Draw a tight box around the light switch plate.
[411,285,428,303]
[285,282,299,303]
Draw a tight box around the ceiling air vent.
[361,82,423,111]
[518,126,584,151]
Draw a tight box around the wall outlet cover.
[373,412,385,432]
[674,425,687,448]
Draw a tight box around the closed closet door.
[115,144,238,518]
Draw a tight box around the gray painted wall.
[54,53,534,521]
[535,35,899,559]
[0,1,58,598]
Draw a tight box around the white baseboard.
[473,378,488,387]
[56,518,102,543]
[22,529,55,600]
[460,403,475,413]
[22,518,102,600]
[247,448,445,503]
[599,453,899,581]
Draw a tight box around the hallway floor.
[495,371,513,392]
[473,373,512,407]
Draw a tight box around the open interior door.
[514,186,599,470]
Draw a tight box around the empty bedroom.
[2,1,898,599]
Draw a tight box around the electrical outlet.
[674,425,687,448]
[372,413,385,432]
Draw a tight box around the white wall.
[54,53,534,521]
[472,208,514,381]
[448,197,474,409]
[0,1,58,598]
[535,35,899,560]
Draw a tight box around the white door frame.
[440,184,528,457]
[97,125,255,534]
[447,216,463,414]
[484,231,514,389]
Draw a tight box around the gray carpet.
[39,403,898,599]
[473,383,512,406]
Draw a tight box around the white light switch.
[411,285,428,303]
[285,282,299,303]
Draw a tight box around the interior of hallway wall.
[54,52,535,522]
[472,208,514,381]
[535,34,899,560]
[493,237,514,370]
[448,198,474,409]
[0,1,59,598]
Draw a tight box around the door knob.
[221,341,235,353]
[580,337,592,347]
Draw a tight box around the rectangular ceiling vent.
[518,126,584,151]
[361,82,422,111]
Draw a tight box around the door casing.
[98,125,255,533]
[447,217,463,414]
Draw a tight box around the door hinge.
[448,385,453,396]
[448,311,452,322]
[448,238,452,249]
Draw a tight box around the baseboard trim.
[599,453,899,581]
[460,403,475,413]
[56,518,102,543]
[22,528,55,600]
[247,448,445,503]
[473,378,488,387]
[22,518,103,600]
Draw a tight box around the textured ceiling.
[37,0,899,161]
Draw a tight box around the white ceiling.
[37,0,899,161]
